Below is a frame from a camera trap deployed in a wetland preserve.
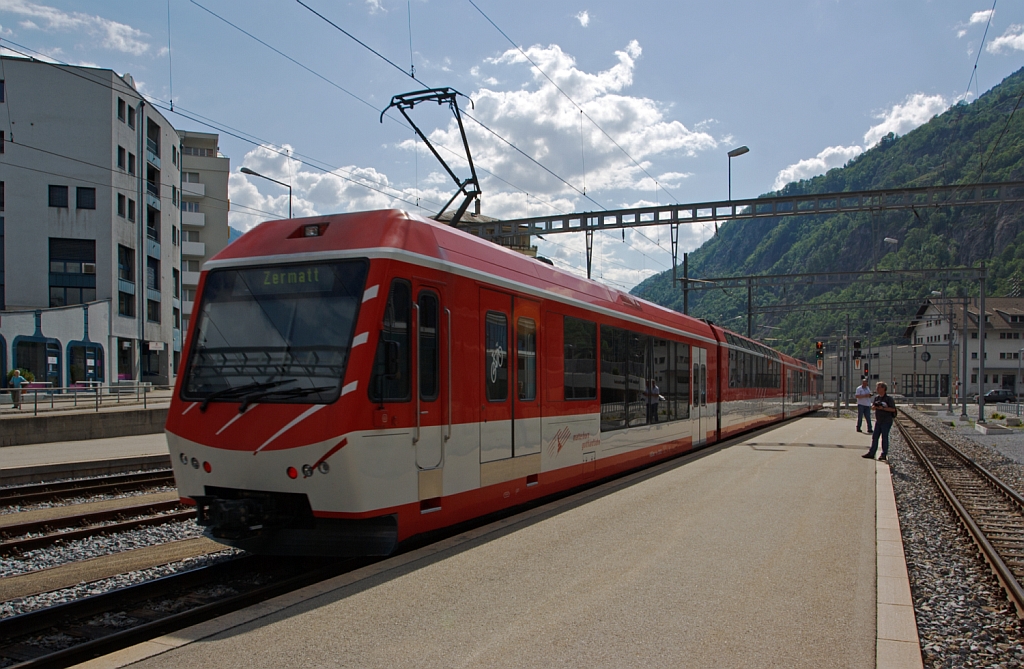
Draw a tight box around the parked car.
[978,388,1017,403]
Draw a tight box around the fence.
[2,383,165,417]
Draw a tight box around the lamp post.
[240,167,292,218]
[727,146,749,201]
[1017,347,1024,402]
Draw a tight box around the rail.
[896,412,1024,617]
[1,382,167,417]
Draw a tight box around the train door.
[513,298,541,457]
[480,288,513,463]
[413,284,446,466]
[691,347,708,446]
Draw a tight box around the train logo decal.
[489,343,505,383]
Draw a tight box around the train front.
[166,216,395,556]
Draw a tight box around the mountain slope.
[632,67,1024,359]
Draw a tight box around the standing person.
[855,377,873,433]
[646,379,661,424]
[9,369,25,410]
[863,382,897,461]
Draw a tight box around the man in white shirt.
[855,377,873,433]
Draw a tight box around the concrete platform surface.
[90,415,895,669]
[0,434,169,472]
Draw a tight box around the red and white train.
[167,209,823,556]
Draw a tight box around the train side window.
[700,363,708,406]
[517,318,536,401]
[485,312,508,402]
[418,291,439,401]
[671,342,690,420]
[600,325,628,432]
[692,363,699,407]
[563,316,596,400]
[369,280,411,402]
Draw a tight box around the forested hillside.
[632,67,1024,361]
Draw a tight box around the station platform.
[0,434,170,485]
[83,414,923,669]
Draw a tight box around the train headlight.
[301,464,314,478]
[191,457,200,469]
[318,462,330,475]
[179,453,188,465]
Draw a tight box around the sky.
[2,0,1023,291]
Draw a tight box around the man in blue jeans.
[855,377,873,433]
[863,382,897,461]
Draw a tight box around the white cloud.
[575,11,590,27]
[970,9,995,25]
[0,0,150,54]
[772,145,863,190]
[773,93,950,190]
[417,41,714,212]
[365,0,385,13]
[988,24,1024,53]
[862,93,947,146]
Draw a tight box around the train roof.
[211,209,709,341]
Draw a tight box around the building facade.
[178,131,230,344]
[0,57,182,387]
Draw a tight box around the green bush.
[6,368,35,384]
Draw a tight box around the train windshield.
[181,260,369,406]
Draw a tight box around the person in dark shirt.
[863,382,897,461]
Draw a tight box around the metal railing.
[1,382,165,417]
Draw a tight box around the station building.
[822,296,1024,403]
[0,56,230,390]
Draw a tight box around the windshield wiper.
[199,379,296,412]
[238,385,336,413]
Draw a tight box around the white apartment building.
[905,296,1024,398]
[178,131,230,340]
[0,56,182,387]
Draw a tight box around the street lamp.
[1018,347,1024,402]
[727,146,750,201]
[240,167,292,218]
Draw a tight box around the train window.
[600,325,628,431]
[700,364,707,406]
[182,260,369,406]
[563,316,596,400]
[667,341,690,421]
[628,333,651,428]
[418,292,439,401]
[485,312,508,402]
[693,363,699,407]
[517,318,536,401]
[369,280,411,402]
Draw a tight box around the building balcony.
[182,271,201,286]
[182,241,206,257]
[181,211,206,227]
[182,182,205,197]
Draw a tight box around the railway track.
[0,471,176,507]
[0,553,357,668]
[896,412,1024,617]
[0,501,194,555]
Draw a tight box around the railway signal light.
[864,364,869,376]
[815,341,824,361]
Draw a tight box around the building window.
[118,245,135,282]
[49,185,69,208]
[49,238,97,307]
[181,201,200,212]
[117,97,126,121]
[183,229,200,242]
[183,259,200,272]
[173,307,180,329]
[172,186,178,206]
[183,288,196,301]
[128,198,136,222]
[1,181,5,211]
[146,257,160,291]
[127,105,136,128]
[183,146,215,157]
[147,299,160,322]
[76,187,96,210]
[172,145,178,166]
[183,171,201,183]
[172,226,179,246]
[117,193,126,217]
[1,131,4,154]
[128,152,136,175]
[182,316,190,333]
[0,80,5,102]
[117,146,126,169]
[172,268,180,298]
[146,207,159,242]
[118,291,135,317]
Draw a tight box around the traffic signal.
[853,340,861,357]
[863,364,869,376]
[815,341,824,361]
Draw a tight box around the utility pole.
[845,314,851,409]
[961,293,969,420]
[979,265,988,423]
[682,253,689,315]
